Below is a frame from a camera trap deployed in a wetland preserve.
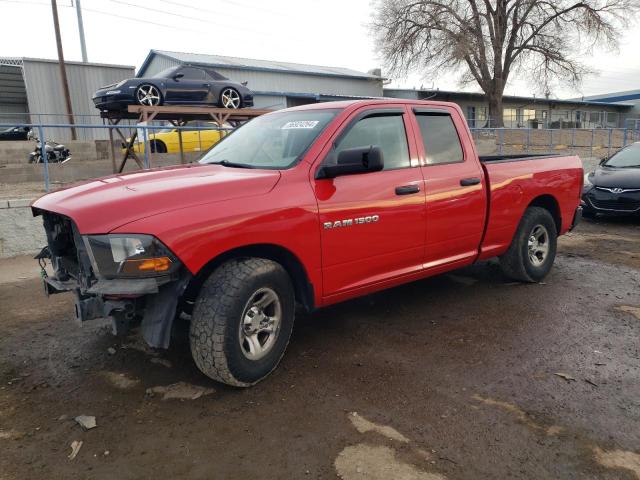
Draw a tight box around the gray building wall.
[142,56,383,107]
[21,59,134,140]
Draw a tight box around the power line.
[103,0,272,35]
[158,0,297,19]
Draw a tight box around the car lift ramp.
[100,105,271,173]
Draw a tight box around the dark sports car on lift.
[0,126,31,141]
[582,142,640,217]
[93,65,254,111]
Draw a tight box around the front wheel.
[190,258,295,387]
[135,84,162,106]
[499,206,558,283]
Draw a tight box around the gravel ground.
[0,217,638,480]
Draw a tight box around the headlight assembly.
[83,234,178,279]
[583,172,594,193]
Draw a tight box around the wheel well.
[149,139,166,152]
[182,244,315,312]
[528,194,561,233]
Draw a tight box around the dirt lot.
[0,217,639,480]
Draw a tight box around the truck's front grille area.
[41,211,81,279]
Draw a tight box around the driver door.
[165,67,209,103]
[313,106,426,298]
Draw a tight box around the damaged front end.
[33,209,191,348]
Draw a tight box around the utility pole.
[74,0,88,62]
[51,0,77,140]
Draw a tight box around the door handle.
[460,177,481,186]
[395,185,420,195]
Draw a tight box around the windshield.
[605,144,640,168]
[199,109,339,169]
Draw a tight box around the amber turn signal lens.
[121,256,172,274]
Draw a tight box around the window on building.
[503,108,517,127]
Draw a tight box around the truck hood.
[32,164,281,233]
[592,165,640,189]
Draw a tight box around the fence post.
[549,129,553,152]
[590,129,594,158]
[607,129,612,158]
[37,124,50,192]
[623,128,628,147]
[526,128,531,152]
[571,128,576,154]
[142,124,150,169]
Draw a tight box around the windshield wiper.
[211,160,255,169]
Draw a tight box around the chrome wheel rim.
[239,288,282,361]
[528,224,549,267]
[221,88,241,108]
[136,85,160,106]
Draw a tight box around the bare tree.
[373,0,638,126]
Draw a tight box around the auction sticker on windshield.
[282,121,319,129]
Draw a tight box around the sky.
[1,0,640,99]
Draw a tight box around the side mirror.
[172,73,184,81]
[318,146,384,179]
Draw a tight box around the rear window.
[416,114,464,165]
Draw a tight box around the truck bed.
[478,153,583,261]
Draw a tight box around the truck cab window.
[416,114,464,165]
[335,115,410,170]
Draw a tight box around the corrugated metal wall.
[143,56,383,101]
[0,65,29,124]
[22,60,134,140]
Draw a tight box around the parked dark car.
[582,142,640,217]
[93,65,254,111]
[0,126,31,141]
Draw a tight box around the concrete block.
[0,200,8,209]
[8,198,33,208]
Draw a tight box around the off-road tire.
[499,206,558,283]
[190,258,295,387]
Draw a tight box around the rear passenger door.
[411,108,487,269]
[314,107,426,297]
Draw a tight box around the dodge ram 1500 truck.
[32,100,583,387]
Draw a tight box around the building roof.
[580,89,640,104]
[138,49,382,80]
[0,57,135,70]
[384,88,632,109]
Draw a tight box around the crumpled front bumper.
[35,209,190,349]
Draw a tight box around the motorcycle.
[28,138,71,164]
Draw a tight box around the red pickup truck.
[32,99,582,386]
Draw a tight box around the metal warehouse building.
[137,49,384,109]
[0,57,134,139]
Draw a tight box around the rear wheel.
[190,258,295,387]
[499,206,557,283]
[219,88,241,109]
